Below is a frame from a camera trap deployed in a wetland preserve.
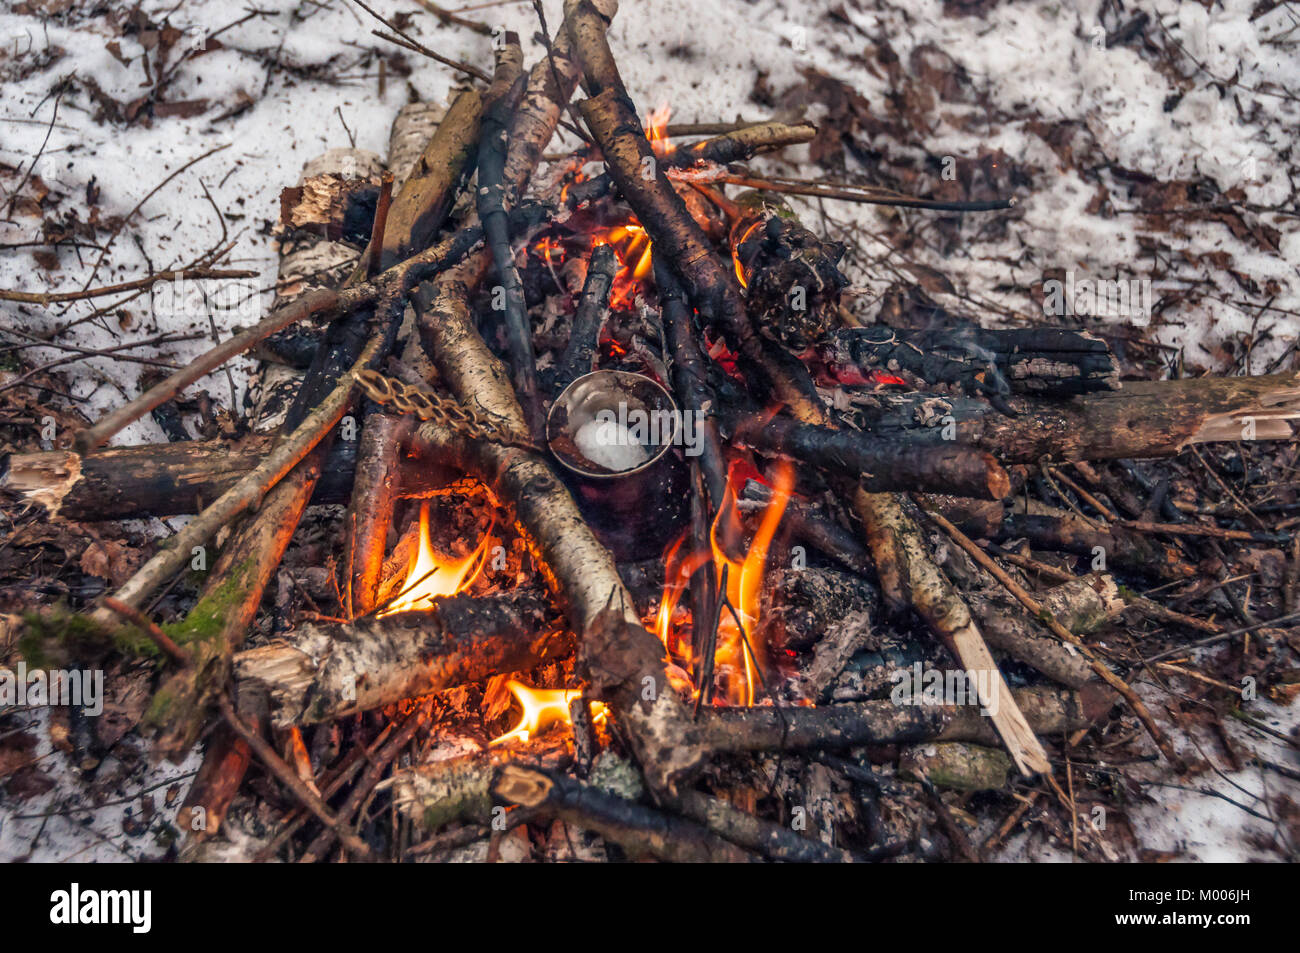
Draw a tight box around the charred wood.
[493,764,755,862]
[698,684,1114,754]
[732,410,1011,499]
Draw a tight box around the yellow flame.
[646,102,674,157]
[709,461,795,706]
[653,462,795,706]
[378,503,492,616]
[490,680,609,746]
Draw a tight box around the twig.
[922,504,1185,769]
[299,701,432,862]
[349,0,491,82]
[100,597,193,667]
[72,288,341,452]
[0,267,256,305]
[79,143,231,293]
[217,696,374,861]
[414,0,493,35]
[1141,609,1300,664]
[715,173,1017,212]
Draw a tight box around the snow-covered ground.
[1,0,1296,861]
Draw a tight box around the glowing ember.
[490,680,609,746]
[378,503,492,616]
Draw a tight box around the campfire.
[3,0,1299,865]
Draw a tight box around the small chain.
[355,369,540,451]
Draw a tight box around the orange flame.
[711,461,795,705]
[378,503,492,616]
[585,107,677,306]
[490,680,609,746]
[731,219,764,289]
[646,102,674,157]
[654,461,795,706]
[599,221,653,309]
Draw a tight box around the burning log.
[740,481,875,579]
[697,684,1113,754]
[657,261,728,508]
[344,413,416,616]
[233,591,567,727]
[564,0,1047,776]
[728,192,849,351]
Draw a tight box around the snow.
[573,417,651,471]
[1,0,1296,861]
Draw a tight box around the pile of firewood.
[4,0,1299,862]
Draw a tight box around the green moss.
[18,605,159,668]
[160,556,257,647]
[146,684,181,725]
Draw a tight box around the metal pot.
[546,370,689,561]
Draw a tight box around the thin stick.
[922,504,1184,769]
[72,287,340,452]
[100,597,192,667]
[0,267,256,305]
[1141,609,1300,664]
[87,332,382,623]
[217,696,374,860]
[79,144,231,293]
[1050,466,1119,522]
[299,701,432,862]
[1118,519,1287,543]
[414,0,494,35]
[717,173,1017,212]
[349,0,491,82]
